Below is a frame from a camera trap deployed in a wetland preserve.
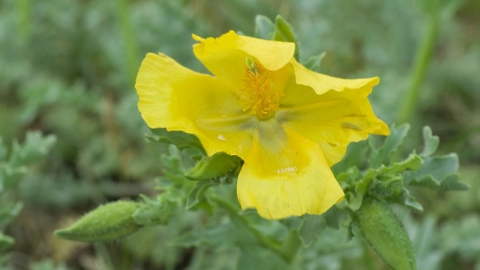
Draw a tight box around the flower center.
[238,58,281,120]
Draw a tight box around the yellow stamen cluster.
[239,58,281,120]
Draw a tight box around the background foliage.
[0,0,479,269]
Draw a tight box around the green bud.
[354,198,416,270]
[185,152,242,181]
[54,201,141,242]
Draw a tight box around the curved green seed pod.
[185,152,242,181]
[54,201,141,242]
[354,198,416,270]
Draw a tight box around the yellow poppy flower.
[135,31,389,220]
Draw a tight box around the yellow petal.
[135,52,256,158]
[236,119,344,220]
[278,73,389,166]
[290,58,379,95]
[193,31,295,88]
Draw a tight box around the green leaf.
[186,180,218,209]
[302,52,326,71]
[408,177,440,189]
[404,194,424,211]
[173,223,243,251]
[439,174,469,191]
[254,15,275,40]
[405,154,460,189]
[382,154,423,174]
[237,246,288,270]
[0,202,23,226]
[0,233,14,252]
[389,187,424,211]
[332,140,369,176]
[297,215,326,247]
[354,198,416,270]
[369,124,410,168]
[273,15,299,59]
[54,201,141,242]
[185,152,242,181]
[420,126,439,157]
[9,132,56,167]
[147,128,204,151]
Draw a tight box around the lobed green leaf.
[420,126,439,157]
[8,132,56,168]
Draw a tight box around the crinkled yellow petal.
[290,58,379,96]
[236,119,344,220]
[278,72,389,166]
[135,53,256,158]
[193,31,295,88]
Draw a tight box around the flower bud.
[54,201,141,242]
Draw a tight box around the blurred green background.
[1,0,479,269]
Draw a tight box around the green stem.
[397,15,440,124]
[211,196,296,262]
[115,0,139,86]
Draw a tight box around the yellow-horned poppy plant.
[135,31,389,220]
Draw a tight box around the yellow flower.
[135,31,389,220]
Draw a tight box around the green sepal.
[302,52,326,71]
[0,232,14,252]
[354,198,417,270]
[273,15,300,60]
[185,152,242,181]
[54,201,141,242]
[132,194,174,226]
[254,15,275,40]
[368,176,404,199]
[186,180,218,209]
[147,128,204,152]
